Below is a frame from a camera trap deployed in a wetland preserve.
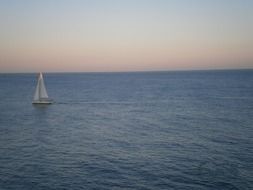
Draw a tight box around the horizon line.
[0,68,253,74]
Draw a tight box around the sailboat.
[32,72,53,104]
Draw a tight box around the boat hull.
[32,100,53,104]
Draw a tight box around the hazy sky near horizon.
[0,0,252,72]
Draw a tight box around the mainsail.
[33,72,52,104]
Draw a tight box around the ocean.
[0,70,252,190]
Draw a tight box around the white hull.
[32,100,53,104]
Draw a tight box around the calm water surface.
[0,70,253,190]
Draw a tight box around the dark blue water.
[0,70,253,190]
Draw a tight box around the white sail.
[39,73,49,99]
[33,72,52,104]
[33,78,40,101]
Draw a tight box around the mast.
[38,73,41,99]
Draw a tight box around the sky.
[0,0,252,72]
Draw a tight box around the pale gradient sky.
[0,0,252,72]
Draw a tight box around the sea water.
[0,70,252,190]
